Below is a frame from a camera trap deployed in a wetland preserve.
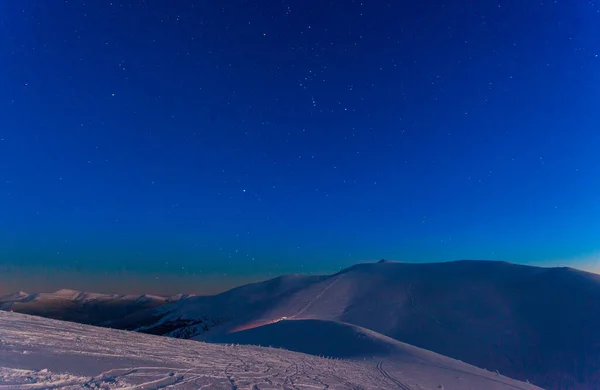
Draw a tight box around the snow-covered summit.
[0,290,31,303]
[116,260,600,390]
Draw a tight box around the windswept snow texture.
[0,289,191,326]
[0,311,541,390]
[114,261,600,390]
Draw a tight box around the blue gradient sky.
[1,1,599,295]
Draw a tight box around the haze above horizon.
[1,259,598,297]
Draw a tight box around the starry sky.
[1,0,599,295]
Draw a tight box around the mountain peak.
[0,291,31,303]
[52,289,81,295]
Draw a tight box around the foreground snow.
[0,311,541,390]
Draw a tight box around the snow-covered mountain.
[0,311,541,390]
[0,288,193,325]
[0,288,192,304]
[108,260,600,390]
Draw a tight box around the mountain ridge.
[3,259,599,389]
[107,259,600,390]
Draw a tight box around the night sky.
[1,1,599,295]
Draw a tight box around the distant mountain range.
[2,259,599,389]
[0,288,193,325]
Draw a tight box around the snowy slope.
[108,273,325,335]
[210,319,406,358]
[211,318,549,390]
[117,260,600,389]
[0,311,541,390]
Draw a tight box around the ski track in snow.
[0,311,543,390]
[0,312,402,389]
[376,360,412,390]
[293,274,344,319]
